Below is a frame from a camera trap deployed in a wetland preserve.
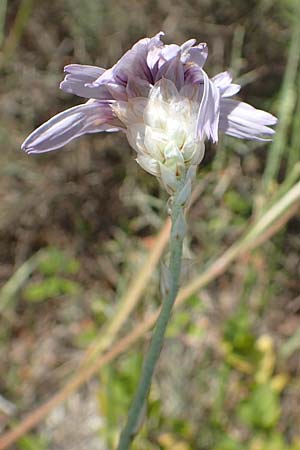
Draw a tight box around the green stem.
[263,7,300,187]
[116,190,185,450]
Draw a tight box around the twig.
[0,251,43,315]
[247,202,298,250]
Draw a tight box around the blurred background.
[1,0,300,449]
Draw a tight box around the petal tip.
[24,148,35,155]
[21,142,33,154]
[21,142,27,152]
[59,81,72,93]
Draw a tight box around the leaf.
[212,435,241,450]
[17,434,48,450]
[38,247,80,276]
[238,384,281,429]
[24,277,81,302]
[249,433,288,450]
[224,190,252,216]
[223,310,257,355]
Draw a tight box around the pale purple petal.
[182,43,208,68]
[146,46,162,74]
[219,99,277,141]
[212,71,233,87]
[22,102,121,154]
[64,64,105,81]
[146,31,165,68]
[159,44,181,63]
[60,76,114,100]
[196,69,220,143]
[94,32,165,88]
[184,63,204,84]
[105,83,128,101]
[61,64,114,100]
[94,66,124,86]
[159,55,185,90]
[148,31,165,50]
[126,77,152,98]
[212,71,241,97]
[180,39,196,52]
[220,84,241,98]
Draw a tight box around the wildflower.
[22,32,277,194]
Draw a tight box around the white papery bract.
[113,78,204,193]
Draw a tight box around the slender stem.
[116,191,185,450]
[263,7,300,187]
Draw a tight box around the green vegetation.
[0,0,300,449]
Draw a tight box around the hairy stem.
[116,190,185,450]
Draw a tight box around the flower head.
[22,32,277,194]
